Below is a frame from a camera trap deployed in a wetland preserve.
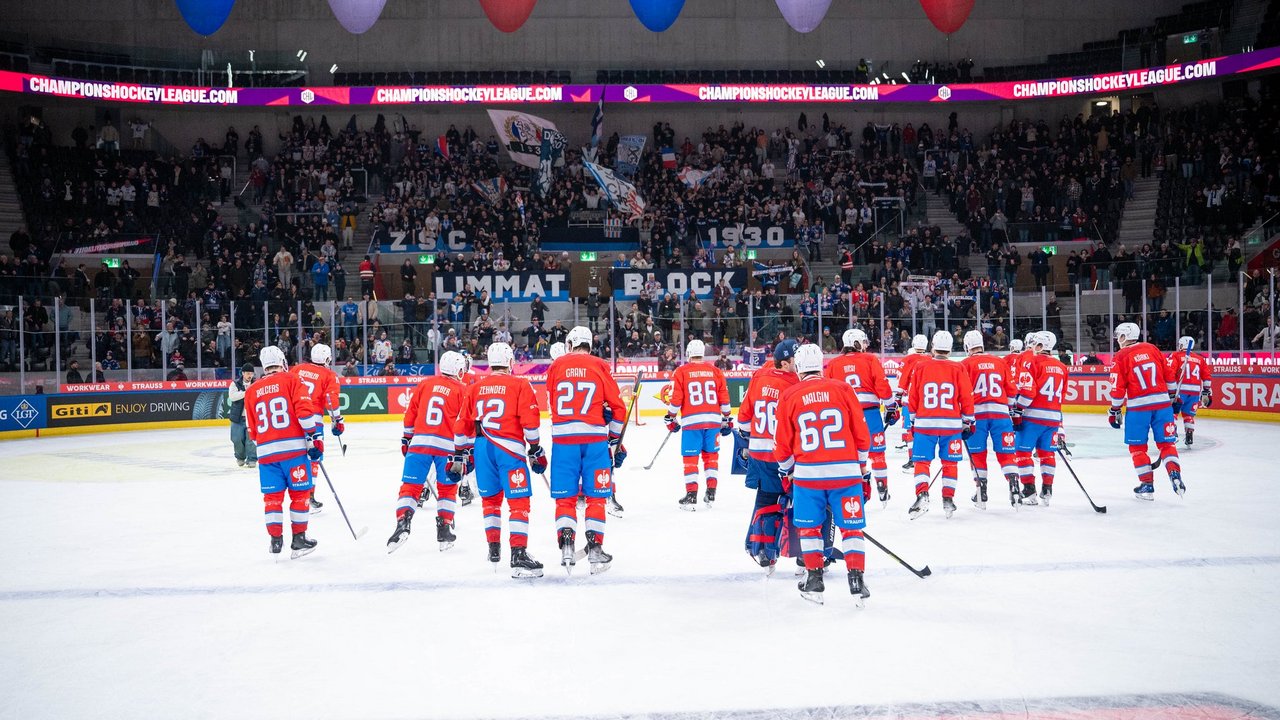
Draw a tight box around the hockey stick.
[863,531,931,578]
[325,404,348,456]
[1056,448,1107,514]
[644,430,675,470]
[607,371,645,515]
[314,459,369,539]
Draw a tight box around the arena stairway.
[1116,176,1162,248]
[0,151,25,256]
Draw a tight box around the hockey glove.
[961,418,976,440]
[527,443,548,475]
[719,414,733,436]
[1108,406,1123,429]
[780,473,793,496]
[612,444,627,469]
[449,449,472,477]
[1201,388,1213,408]
[664,413,680,434]
[400,436,410,457]
[307,435,325,461]
[445,467,463,484]
[883,403,900,427]
[1010,405,1024,429]
[1055,431,1071,456]
[736,426,751,443]
[1169,392,1184,415]
[332,417,345,437]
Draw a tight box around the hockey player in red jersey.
[1007,333,1036,387]
[454,342,547,577]
[546,326,627,574]
[1108,323,1185,499]
[289,343,343,513]
[1168,336,1213,446]
[894,334,929,466]
[1012,331,1069,506]
[774,343,873,606]
[736,339,799,569]
[665,339,731,510]
[959,330,1020,509]
[825,329,898,505]
[245,345,322,558]
[906,331,975,519]
[387,350,469,553]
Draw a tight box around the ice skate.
[458,483,474,507]
[269,535,283,555]
[607,492,624,518]
[901,458,913,471]
[1020,482,1039,506]
[436,516,456,551]
[558,528,576,574]
[703,487,716,509]
[942,496,957,518]
[510,547,544,579]
[1134,482,1155,500]
[1185,429,1194,447]
[417,486,429,509]
[798,568,825,604]
[972,479,988,510]
[876,480,890,507]
[487,541,502,568]
[386,509,413,553]
[585,530,611,575]
[908,490,930,519]
[1006,473,1023,509]
[1040,485,1053,506]
[290,532,317,559]
[1170,469,1186,497]
[847,569,870,609]
[678,490,698,511]
[309,495,323,514]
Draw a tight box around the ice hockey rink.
[2,414,1279,720]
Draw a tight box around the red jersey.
[402,374,466,456]
[735,366,799,461]
[1108,342,1176,411]
[907,356,975,435]
[290,362,340,424]
[1168,352,1212,394]
[824,351,892,409]
[960,353,1015,420]
[1005,351,1031,388]
[245,371,320,464]
[896,351,928,404]
[667,361,730,430]
[456,372,541,459]
[774,376,871,489]
[545,352,626,444]
[1015,352,1068,427]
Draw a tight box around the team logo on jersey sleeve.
[842,496,863,521]
[594,469,612,489]
[508,468,527,488]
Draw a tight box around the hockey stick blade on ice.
[643,430,675,470]
[864,531,931,578]
[1056,449,1107,514]
[315,459,366,539]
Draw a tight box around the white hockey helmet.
[686,339,706,358]
[438,350,467,378]
[1024,332,1037,347]
[963,330,985,353]
[310,343,333,367]
[931,330,954,353]
[1033,330,1057,352]
[1177,336,1194,351]
[843,328,869,351]
[548,342,567,361]
[794,343,825,374]
[566,326,593,350]
[1114,322,1142,346]
[487,342,514,368]
[911,334,929,352]
[1009,339,1024,352]
[260,345,287,371]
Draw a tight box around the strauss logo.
[843,496,862,520]
[291,465,307,481]
[595,470,611,489]
[510,469,527,488]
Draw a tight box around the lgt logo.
[0,400,40,428]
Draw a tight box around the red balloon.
[478,0,538,33]
[919,0,974,35]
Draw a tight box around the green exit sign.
[579,251,598,261]
[418,254,436,265]
[1183,33,1198,44]
[746,250,758,260]
[103,258,121,268]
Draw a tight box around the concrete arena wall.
[8,0,1188,77]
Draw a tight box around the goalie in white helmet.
[666,338,731,510]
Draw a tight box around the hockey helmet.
[548,342,567,361]
[487,342,514,368]
[843,328,870,351]
[438,351,467,378]
[1177,336,1195,351]
[310,343,333,367]
[794,343,825,374]
[260,345,287,371]
[566,326,593,350]
[963,330,985,353]
[931,330,954,353]
[686,339,706,358]
[911,334,929,352]
[1114,322,1142,346]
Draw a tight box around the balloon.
[327,0,388,34]
[629,0,685,32]
[775,0,832,33]
[919,0,975,35]
[174,0,235,36]
[478,0,537,33]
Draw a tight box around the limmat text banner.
[2,48,1276,107]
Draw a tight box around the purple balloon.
[327,0,388,34]
[775,0,832,33]
[174,0,235,36]
[629,0,685,32]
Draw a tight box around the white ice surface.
[1,415,1278,719]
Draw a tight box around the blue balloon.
[629,0,685,32]
[174,0,235,36]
